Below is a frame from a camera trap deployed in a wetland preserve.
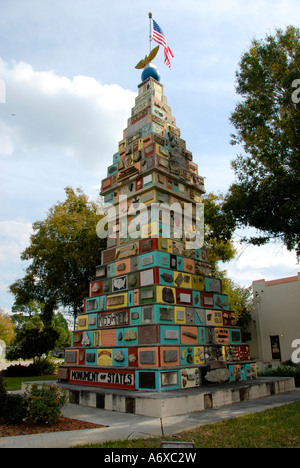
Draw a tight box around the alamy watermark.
[292,79,300,104]
[0,78,6,103]
[291,339,300,364]
[96,196,204,250]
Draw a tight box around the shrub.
[4,363,40,377]
[24,383,68,426]
[259,365,300,387]
[2,394,27,424]
[0,372,7,417]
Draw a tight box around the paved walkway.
[1,388,299,448]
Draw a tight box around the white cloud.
[222,238,299,287]
[0,219,33,262]
[0,58,136,166]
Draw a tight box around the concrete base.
[56,377,296,418]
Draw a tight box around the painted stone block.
[160,325,180,344]
[85,297,100,312]
[138,325,159,345]
[98,310,129,328]
[113,348,128,366]
[161,371,179,389]
[181,368,200,388]
[156,286,176,304]
[195,308,206,325]
[77,315,87,330]
[159,268,174,286]
[160,347,179,366]
[181,326,199,345]
[137,371,157,390]
[142,305,154,324]
[89,280,103,297]
[139,286,156,304]
[205,277,222,294]
[106,293,127,309]
[97,349,113,367]
[65,350,78,364]
[101,328,117,347]
[130,307,142,325]
[85,350,97,365]
[174,306,185,324]
[128,348,139,367]
[138,347,158,367]
[176,288,192,306]
[72,332,82,346]
[214,294,229,310]
[155,305,174,323]
[201,292,214,308]
[230,328,242,344]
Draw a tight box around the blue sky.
[0,0,299,312]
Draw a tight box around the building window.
[270,335,281,360]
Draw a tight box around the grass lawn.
[5,375,57,391]
[76,401,300,449]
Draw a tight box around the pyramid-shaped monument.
[58,63,257,392]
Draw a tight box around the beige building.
[250,273,300,365]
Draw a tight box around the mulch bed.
[0,417,104,437]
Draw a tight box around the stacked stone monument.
[58,66,257,391]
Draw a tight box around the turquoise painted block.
[195,308,206,325]
[192,290,201,307]
[157,251,171,269]
[130,307,142,325]
[205,277,222,293]
[230,328,242,344]
[85,348,97,366]
[139,251,159,270]
[142,123,152,137]
[107,162,118,177]
[213,293,229,310]
[113,152,119,163]
[87,313,98,329]
[198,327,206,344]
[159,370,180,390]
[108,263,115,278]
[228,365,235,382]
[160,325,180,344]
[240,364,246,380]
[113,348,128,367]
[136,370,159,390]
[159,268,174,286]
[128,290,134,307]
[118,327,138,346]
[180,346,194,365]
[176,256,184,271]
[153,304,174,323]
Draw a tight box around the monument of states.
[58,15,257,401]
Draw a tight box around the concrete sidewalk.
[0,388,299,448]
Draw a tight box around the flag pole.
[149,12,152,53]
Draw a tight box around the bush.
[4,363,40,377]
[2,394,27,424]
[0,372,7,417]
[24,383,68,426]
[259,364,300,387]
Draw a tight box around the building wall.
[250,273,300,364]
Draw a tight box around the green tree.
[0,309,15,345]
[224,26,300,257]
[220,275,253,339]
[202,192,236,266]
[7,315,59,364]
[9,187,105,326]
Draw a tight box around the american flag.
[152,19,174,68]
